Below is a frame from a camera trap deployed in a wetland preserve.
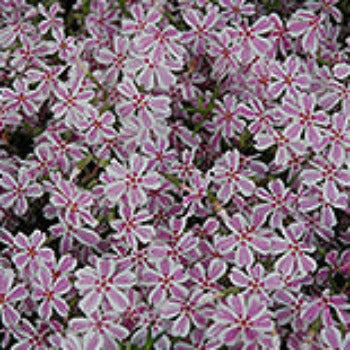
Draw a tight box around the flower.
[181,5,220,54]
[210,94,246,140]
[219,0,255,23]
[322,112,350,166]
[228,16,272,62]
[116,77,171,127]
[321,326,350,349]
[96,35,129,83]
[221,212,270,267]
[48,172,97,228]
[32,267,71,320]
[274,290,306,331]
[212,149,255,203]
[0,79,41,115]
[12,230,54,274]
[142,258,188,305]
[80,109,116,145]
[288,10,326,53]
[134,23,185,62]
[281,93,328,147]
[229,263,282,304]
[110,205,155,249]
[126,52,181,91]
[52,71,94,128]
[160,290,209,337]
[0,268,27,326]
[301,290,349,326]
[209,293,274,347]
[254,179,296,229]
[272,223,316,276]
[189,258,226,293]
[70,311,129,349]
[75,258,134,315]
[102,154,160,207]
[38,3,64,34]
[0,168,43,216]
[301,156,350,204]
[268,56,309,99]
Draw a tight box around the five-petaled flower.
[33,267,71,320]
[209,293,274,347]
[0,168,43,216]
[0,268,27,327]
[102,154,160,208]
[75,258,134,315]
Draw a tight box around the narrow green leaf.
[117,0,132,18]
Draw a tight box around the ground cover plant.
[0,0,350,349]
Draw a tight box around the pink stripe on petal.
[86,333,101,350]
[288,20,309,33]
[14,233,29,249]
[39,299,51,319]
[0,193,17,208]
[238,177,255,196]
[13,253,28,268]
[223,327,240,344]
[230,268,250,286]
[301,302,320,323]
[149,286,164,304]
[7,285,26,301]
[106,183,125,201]
[38,248,54,261]
[107,287,128,311]
[324,180,339,202]
[172,314,190,337]
[54,278,71,294]
[3,305,19,326]
[236,245,253,267]
[300,254,316,273]
[75,228,100,245]
[0,173,17,189]
[70,318,91,331]
[276,253,294,275]
[79,291,101,314]
[53,296,69,316]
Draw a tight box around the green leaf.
[117,0,132,18]
[76,153,93,170]
[310,316,322,333]
[160,172,183,188]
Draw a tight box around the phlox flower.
[70,311,129,350]
[142,258,188,305]
[0,168,43,216]
[271,223,316,276]
[116,77,171,127]
[288,10,326,53]
[75,258,134,315]
[220,212,270,267]
[12,230,54,274]
[208,293,274,347]
[181,5,220,55]
[211,149,255,203]
[48,172,97,228]
[321,326,350,350]
[110,205,155,249]
[160,290,210,337]
[0,269,27,327]
[301,289,350,327]
[102,154,160,208]
[32,267,71,320]
[228,16,272,62]
[230,264,282,305]
[301,156,350,205]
